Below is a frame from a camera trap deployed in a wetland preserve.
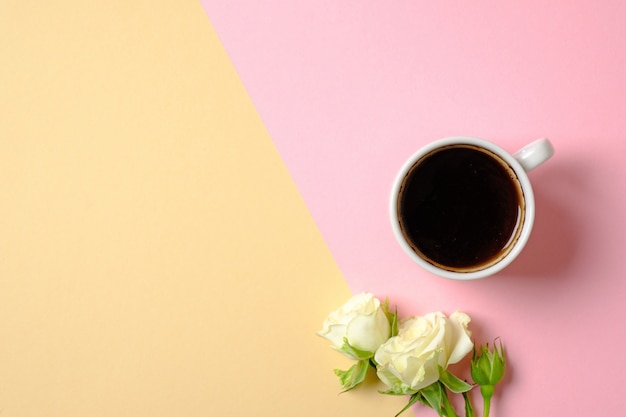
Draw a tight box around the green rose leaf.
[334,359,369,392]
[393,392,423,417]
[379,389,404,396]
[438,367,473,393]
[379,385,417,396]
[420,382,444,416]
[377,372,417,396]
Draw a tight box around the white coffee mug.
[390,137,554,280]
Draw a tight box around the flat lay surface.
[1,1,626,415]
[1,1,402,415]
[201,1,626,415]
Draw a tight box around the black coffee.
[397,145,524,271]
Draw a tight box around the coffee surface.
[398,146,522,271]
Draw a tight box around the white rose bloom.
[374,311,473,394]
[317,292,391,360]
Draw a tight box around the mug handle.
[513,138,554,172]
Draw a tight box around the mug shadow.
[500,160,581,281]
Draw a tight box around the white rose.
[374,311,473,394]
[317,292,391,360]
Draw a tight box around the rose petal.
[445,311,474,365]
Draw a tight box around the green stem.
[462,391,474,417]
[441,390,458,417]
[480,385,494,417]
[482,397,491,417]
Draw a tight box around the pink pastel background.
[201,1,626,415]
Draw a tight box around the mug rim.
[389,136,535,280]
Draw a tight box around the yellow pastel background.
[0,1,403,415]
